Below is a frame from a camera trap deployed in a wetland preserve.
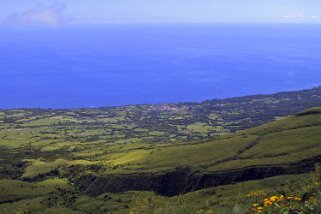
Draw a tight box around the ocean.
[1,24,321,108]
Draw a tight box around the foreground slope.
[1,108,321,213]
[1,88,321,213]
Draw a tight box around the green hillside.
[60,107,321,198]
[1,88,321,213]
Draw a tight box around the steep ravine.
[73,155,321,197]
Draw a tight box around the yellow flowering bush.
[246,164,321,214]
[250,194,306,213]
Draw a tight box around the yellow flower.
[252,204,259,207]
[269,196,279,202]
[264,201,272,207]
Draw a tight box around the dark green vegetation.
[1,87,321,213]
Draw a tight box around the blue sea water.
[1,24,321,108]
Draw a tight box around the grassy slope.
[0,173,314,214]
[95,107,321,174]
[1,89,321,213]
[0,108,320,213]
[8,107,321,180]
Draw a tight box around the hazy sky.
[1,0,321,25]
